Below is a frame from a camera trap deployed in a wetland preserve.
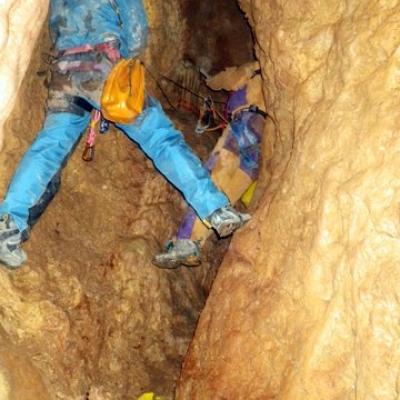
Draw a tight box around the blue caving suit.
[0,0,228,237]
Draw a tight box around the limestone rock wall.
[178,1,400,399]
[0,0,48,151]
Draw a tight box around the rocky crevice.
[178,1,400,399]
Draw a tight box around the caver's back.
[49,0,148,58]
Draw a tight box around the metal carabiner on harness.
[195,97,215,134]
[100,118,110,134]
[195,96,228,135]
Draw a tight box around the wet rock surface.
[178,1,400,399]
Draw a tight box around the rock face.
[180,0,253,74]
[143,0,183,82]
[0,339,50,400]
[0,0,48,151]
[178,1,400,399]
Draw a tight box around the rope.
[160,74,226,105]
[141,63,177,111]
[201,123,226,133]
[87,110,101,147]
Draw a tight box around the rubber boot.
[206,205,251,238]
[152,239,201,269]
[0,214,27,269]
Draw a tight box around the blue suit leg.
[118,98,229,220]
[0,112,90,234]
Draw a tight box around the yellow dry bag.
[101,58,145,124]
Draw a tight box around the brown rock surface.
[143,0,183,90]
[180,0,253,74]
[178,1,400,399]
[0,339,50,399]
[0,0,48,151]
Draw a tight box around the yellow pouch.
[241,180,257,207]
[101,58,145,124]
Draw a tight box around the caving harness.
[56,42,146,161]
[195,96,267,135]
[53,0,146,161]
[195,96,227,134]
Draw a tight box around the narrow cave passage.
[0,1,257,399]
[5,0,399,399]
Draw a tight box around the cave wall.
[178,1,400,399]
[0,0,48,151]
[143,0,184,93]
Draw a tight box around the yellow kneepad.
[241,181,257,207]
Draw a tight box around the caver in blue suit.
[0,0,228,235]
[0,0,250,269]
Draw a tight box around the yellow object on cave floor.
[137,392,164,400]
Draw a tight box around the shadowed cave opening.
[0,1,258,399]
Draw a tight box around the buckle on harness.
[230,104,268,121]
[248,104,267,119]
[71,96,94,113]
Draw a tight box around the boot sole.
[217,222,240,238]
[0,256,26,270]
[152,255,201,269]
